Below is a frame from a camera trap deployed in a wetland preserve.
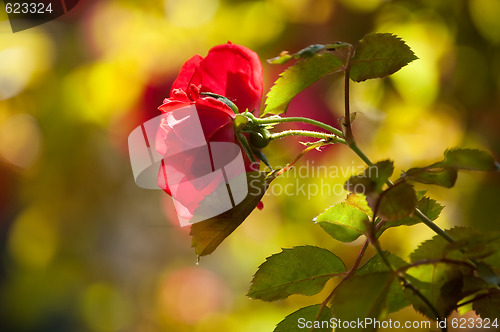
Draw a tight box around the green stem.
[255,116,344,138]
[269,129,345,144]
[343,55,354,145]
[349,142,374,166]
[414,209,455,244]
[373,240,394,272]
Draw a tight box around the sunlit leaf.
[332,272,394,331]
[274,304,333,332]
[315,200,370,242]
[345,193,373,217]
[349,33,418,82]
[248,246,346,301]
[357,252,409,313]
[190,171,269,256]
[262,53,342,116]
[268,52,293,65]
[377,182,417,221]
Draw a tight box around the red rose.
[155,43,263,225]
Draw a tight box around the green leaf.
[274,304,333,332]
[345,193,373,217]
[370,160,395,192]
[441,148,498,171]
[445,231,500,270]
[248,246,346,301]
[268,52,293,65]
[344,160,394,194]
[376,182,417,221]
[357,252,410,313]
[332,272,394,331]
[405,262,473,319]
[405,227,500,317]
[190,171,269,256]
[403,148,498,188]
[410,228,467,262]
[404,166,458,188]
[315,200,370,242]
[358,252,408,274]
[410,227,500,267]
[262,53,342,116]
[343,176,376,195]
[472,289,500,319]
[378,196,444,234]
[349,33,418,82]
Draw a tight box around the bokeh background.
[1,0,499,331]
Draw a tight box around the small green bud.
[250,128,271,148]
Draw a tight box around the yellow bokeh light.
[62,60,142,125]
[376,7,452,106]
[372,103,464,168]
[0,26,54,100]
[7,207,58,269]
[80,283,132,332]
[165,0,219,28]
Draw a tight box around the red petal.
[194,100,234,142]
[190,43,263,113]
[256,201,264,210]
[170,54,203,94]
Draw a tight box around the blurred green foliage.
[1,0,499,331]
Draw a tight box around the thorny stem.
[269,129,345,143]
[255,116,344,138]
